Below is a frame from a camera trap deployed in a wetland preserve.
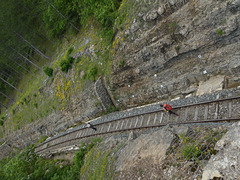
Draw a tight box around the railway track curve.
[35,96,240,155]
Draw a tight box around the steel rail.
[35,118,240,154]
[36,96,240,147]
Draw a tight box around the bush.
[34,103,38,108]
[75,57,82,64]
[84,66,98,81]
[60,60,72,73]
[74,0,121,42]
[216,29,225,36]
[0,120,3,126]
[60,52,74,73]
[181,144,201,161]
[43,66,53,77]
[0,138,102,180]
[118,59,124,67]
[67,47,74,56]
[107,105,119,113]
[0,118,4,126]
[66,56,74,64]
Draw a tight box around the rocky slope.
[112,0,240,107]
[75,122,239,179]
[1,0,240,178]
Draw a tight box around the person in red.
[160,104,179,116]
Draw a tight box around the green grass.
[0,138,102,180]
[35,136,48,145]
[43,66,53,77]
[216,29,225,36]
[80,138,125,179]
[177,128,228,161]
[0,0,133,136]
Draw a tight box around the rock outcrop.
[202,121,240,180]
[112,0,240,107]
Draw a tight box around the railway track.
[35,96,240,155]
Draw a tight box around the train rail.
[35,96,240,154]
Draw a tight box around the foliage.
[43,66,53,77]
[118,59,124,67]
[80,138,125,179]
[59,48,75,73]
[107,105,119,114]
[181,144,202,161]
[67,138,101,179]
[42,0,79,38]
[83,66,98,82]
[0,0,126,135]
[75,57,82,64]
[178,128,228,161]
[0,0,123,110]
[0,115,5,126]
[0,138,101,180]
[175,46,180,51]
[36,135,48,145]
[216,29,225,36]
[67,46,74,56]
[59,56,74,73]
[73,0,122,42]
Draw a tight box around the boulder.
[202,122,240,180]
[196,75,225,96]
[115,126,175,171]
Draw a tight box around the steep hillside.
[0,0,239,171]
[112,0,240,107]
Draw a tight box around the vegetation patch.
[43,67,54,77]
[81,139,126,179]
[0,0,133,137]
[0,115,5,126]
[166,127,228,164]
[0,138,102,180]
[216,29,225,36]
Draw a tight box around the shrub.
[107,105,119,113]
[43,66,53,77]
[34,103,38,108]
[60,60,72,73]
[67,47,74,56]
[118,59,124,67]
[181,144,201,161]
[66,56,74,64]
[216,29,225,36]
[75,57,82,64]
[175,46,180,51]
[0,120,3,126]
[36,136,48,145]
[60,53,74,73]
[87,66,98,81]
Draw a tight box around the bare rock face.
[115,126,189,172]
[196,75,225,96]
[115,127,176,172]
[112,0,240,107]
[202,122,240,180]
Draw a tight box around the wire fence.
[116,122,238,180]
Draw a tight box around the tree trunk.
[0,102,8,109]
[0,91,14,102]
[0,77,21,93]
[13,60,34,75]
[3,62,24,76]
[10,46,42,70]
[47,1,81,32]
[13,31,50,60]
[0,71,13,80]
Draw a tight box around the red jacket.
[163,104,172,111]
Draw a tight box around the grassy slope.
[0,0,133,139]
